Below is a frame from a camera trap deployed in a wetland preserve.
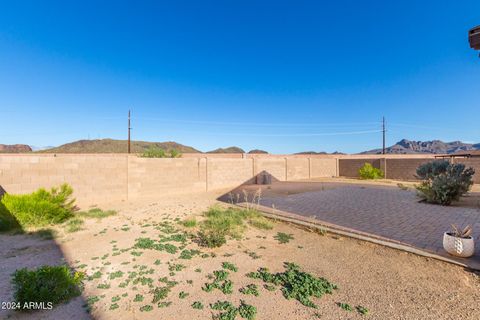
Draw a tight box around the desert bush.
[139,147,182,158]
[197,230,226,248]
[12,265,84,311]
[358,163,384,179]
[0,184,75,230]
[415,160,475,205]
[197,206,273,248]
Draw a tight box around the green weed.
[11,265,83,311]
[274,232,294,244]
[247,262,337,308]
[222,262,238,272]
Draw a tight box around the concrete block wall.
[0,155,127,206]
[286,158,310,180]
[338,158,382,178]
[128,157,206,199]
[339,157,480,182]
[253,158,287,181]
[383,158,431,181]
[2,153,477,207]
[453,158,480,183]
[311,158,338,178]
[206,158,254,190]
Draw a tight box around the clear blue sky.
[1,1,479,153]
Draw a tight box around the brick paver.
[258,184,480,266]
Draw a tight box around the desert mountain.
[362,139,480,154]
[248,149,268,154]
[207,146,245,154]
[0,144,32,153]
[41,139,200,153]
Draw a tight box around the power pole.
[128,110,131,154]
[382,116,386,154]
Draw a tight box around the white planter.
[443,232,475,258]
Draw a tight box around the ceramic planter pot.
[443,232,475,258]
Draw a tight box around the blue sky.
[1,1,479,153]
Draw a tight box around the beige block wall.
[2,153,474,207]
[311,158,337,178]
[254,158,287,181]
[286,158,310,180]
[127,157,206,199]
[0,155,127,206]
[206,158,254,191]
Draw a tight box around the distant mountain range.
[207,146,245,154]
[1,138,479,155]
[0,144,32,153]
[361,139,480,154]
[39,139,200,154]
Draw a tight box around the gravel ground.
[1,191,479,320]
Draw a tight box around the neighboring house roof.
[435,150,480,158]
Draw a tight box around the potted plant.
[443,224,475,258]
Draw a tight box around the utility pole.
[128,110,131,154]
[382,116,386,154]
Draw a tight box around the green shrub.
[139,147,182,158]
[12,265,84,311]
[416,160,475,205]
[197,206,272,248]
[0,184,75,230]
[198,230,226,248]
[358,163,384,179]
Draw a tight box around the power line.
[134,117,381,127]
[155,129,382,137]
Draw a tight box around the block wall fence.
[0,154,338,206]
[1,154,478,207]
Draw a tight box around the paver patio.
[253,183,480,268]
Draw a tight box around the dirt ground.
[1,191,479,320]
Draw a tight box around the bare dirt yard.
[1,191,479,320]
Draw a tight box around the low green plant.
[274,232,294,244]
[337,302,353,312]
[358,163,384,180]
[179,249,201,259]
[202,269,233,294]
[140,304,153,312]
[197,206,271,248]
[109,271,124,280]
[197,230,226,248]
[179,291,189,299]
[78,208,117,219]
[65,217,84,233]
[210,300,257,320]
[133,294,144,302]
[356,305,369,315]
[192,301,204,309]
[222,262,238,272]
[247,262,337,308]
[240,284,259,296]
[12,265,84,311]
[0,184,75,230]
[181,218,197,228]
[238,300,257,320]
